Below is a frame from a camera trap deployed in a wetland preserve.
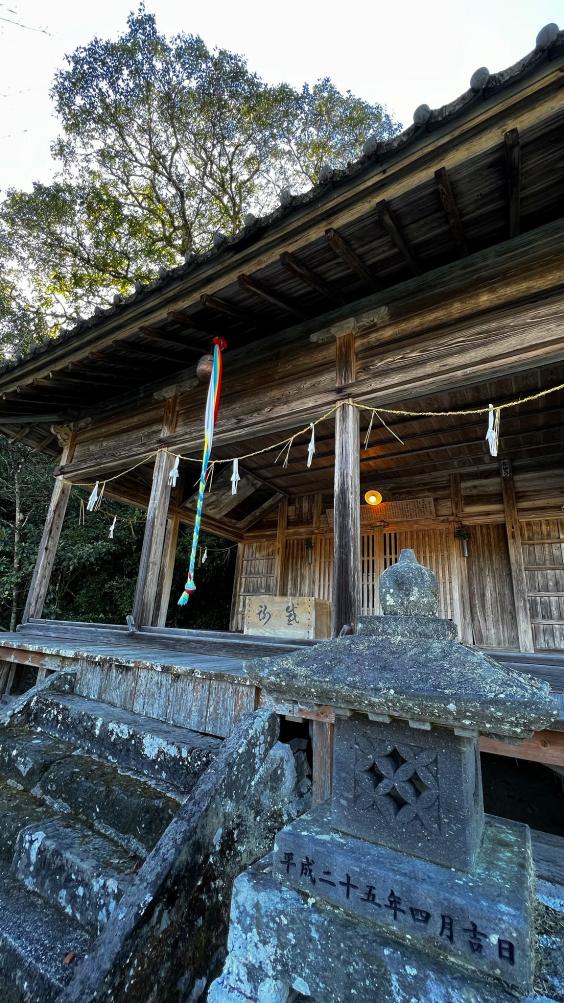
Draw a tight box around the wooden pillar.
[332,330,360,636]
[501,460,534,652]
[273,497,288,595]
[450,473,474,644]
[132,398,178,627]
[153,515,180,627]
[23,429,75,623]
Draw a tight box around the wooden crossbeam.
[0,413,69,424]
[324,228,380,290]
[434,167,468,255]
[504,128,521,238]
[200,292,258,327]
[280,251,345,305]
[238,273,307,319]
[379,201,421,275]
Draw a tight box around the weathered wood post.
[500,458,534,652]
[153,514,180,627]
[312,328,360,804]
[23,426,75,623]
[332,328,360,636]
[132,397,178,627]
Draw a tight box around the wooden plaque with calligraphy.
[244,595,331,639]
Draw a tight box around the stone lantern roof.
[248,549,558,740]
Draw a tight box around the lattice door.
[521,519,564,650]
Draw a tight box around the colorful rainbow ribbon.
[178,337,227,605]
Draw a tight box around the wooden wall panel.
[521,519,564,650]
[73,402,165,466]
[467,524,519,648]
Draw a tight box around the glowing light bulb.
[364,489,383,506]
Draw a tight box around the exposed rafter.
[434,167,468,256]
[138,325,203,353]
[200,292,258,327]
[113,341,196,366]
[324,228,380,290]
[238,273,307,319]
[378,201,421,275]
[167,309,215,337]
[504,128,521,238]
[280,251,345,305]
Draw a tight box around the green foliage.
[0,5,399,347]
[168,528,237,631]
[0,435,235,631]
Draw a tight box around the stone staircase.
[0,677,222,1002]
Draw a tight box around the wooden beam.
[167,310,213,335]
[280,251,345,305]
[500,459,534,652]
[113,341,193,366]
[138,325,203,353]
[131,398,179,626]
[379,200,421,275]
[200,292,257,327]
[0,413,69,425]
[333,331,360,635]
[434,167,468,255]
[238,273,307,319]
[154,515,180,627]
[23,433,75,622]
[504,128,521,239]
[273,497,288,594]
[238,492,284,531]
[324,228,380,290]
[480,729,564,768]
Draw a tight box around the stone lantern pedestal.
[209,551,560,1003]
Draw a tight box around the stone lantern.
[209,550,559,1003]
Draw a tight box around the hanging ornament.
[202,546,208,564]
[109,515,117,539]
[196,353,214,382]
[79,498,85,526]
[486,404,500,457]
[168,455,180,487]
[231,458,240,495]
[86,481,100,512]
[307,423,315,468]
[178,337,227,606]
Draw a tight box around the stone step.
[33,752,181,855]
[0,873,90,1002]
[0,781,60,866]
[30,691,221,792]
[12,817,136,934]
[0,727,73,791]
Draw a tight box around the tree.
[0,6,399,340]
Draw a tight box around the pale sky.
[0,0,560,193]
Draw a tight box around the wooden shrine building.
[1,26,564,788]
